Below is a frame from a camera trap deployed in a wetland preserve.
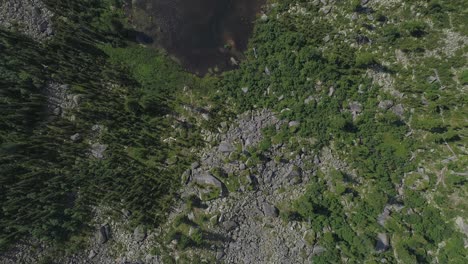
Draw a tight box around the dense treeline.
[0,0,203,252]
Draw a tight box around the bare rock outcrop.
[182,109,316,263]
[0,0,54,40]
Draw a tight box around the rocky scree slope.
[156,109,351,263]
[0,0,53,40]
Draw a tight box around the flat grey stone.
[219,141,235,153]
[193,173,223,189]
[263,202,279,217]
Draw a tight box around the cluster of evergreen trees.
[1,0,203,252]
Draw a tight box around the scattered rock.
[378,100,394,110]
[121,209,132,219]
[328,86,335,96]
[174,110,313,263]
[53,107,61,116]
[262,203,279,217]
[314,155,321,165]
[188,212,195,221]
[427,76,438,84]
[288,121,300,127]
[70,133,81,142]
[356,35,371,45]
[218,141,235,153]
[223,221,238,231]
[91,143,107,159]
[45,83,79,117]
[304,95,314,104]
[88,250,97,259]
[321,6,332,15]
[193,173,223,189]
[285,166,302,184]
[312,245,326,255]
[391,104,404,117]
[239,163,246,170]
[216,249,225,260]
[456,217,468,232]
[349,102,362,119]
[91,124,105,132]
[0,0,54,40]
[230,57,239,65]
[133,225,147,242]
[191,161,200,169]
[377,207,390,226]
[72,94,82,105]
[202,113,210,121]
[181,169,191,184]
[98,224,111,244]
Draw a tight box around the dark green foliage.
[355,52,377,68]
[461,70,468,85]
[403,21,427,38]
[0,0,204,252]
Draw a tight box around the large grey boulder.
[378,100,394,110]
[304,95,314,104]
[427,75,438,84]
[312,245,326,255]
[121,209,132,219]
[288,121,300,127]
[91,143,107,159]
[285,166,302,184]
[391,104,404,117]
[223,221,238,231]
[375,233,389,252]
[218,141,235,153]
[181,169,191,185]
[193,173,223,189]
[349,101,362,120]
[377,206,391,226]
[98,224,111,244]
[216,249,225,260]
[70,133,81,142]
[262,202,279,217]
[321,6,332,15]
[134,225,147,242]
[191,161,200,169]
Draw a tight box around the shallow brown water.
[127,0,265,75]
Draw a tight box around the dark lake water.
[127,0,265,75]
